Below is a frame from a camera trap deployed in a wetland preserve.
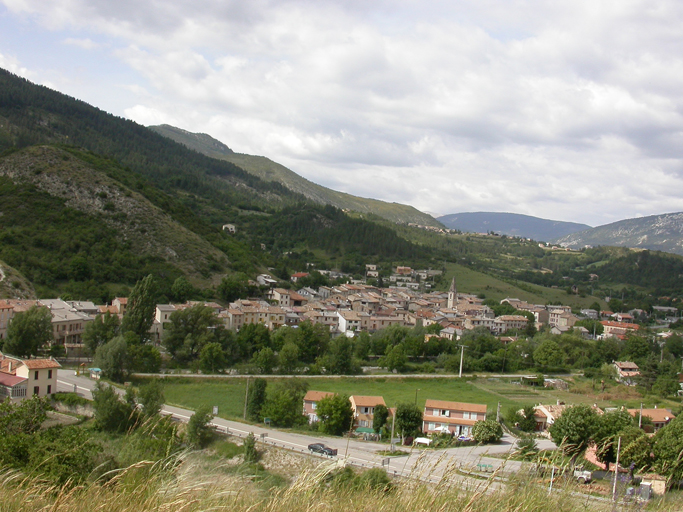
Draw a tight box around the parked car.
[573,468,592,484]
[457,435,472,442]
[308,443,338,456]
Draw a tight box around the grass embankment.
[158,377,518,419]
[0,454,678,512]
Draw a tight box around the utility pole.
[457,344,466,378]
[612,436,622,507]
[639,403,643,429]
[390,410,396,453]
[243,377,250,420]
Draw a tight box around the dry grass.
[0,452,677,512]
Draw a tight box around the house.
[303,390,335,423]
[614,361,640,385]
[349,395,386,430]
[627,408,676,432]
[290,272,309,283]
[533,403,604,432]
[601,321,640,339]
[422,400,487,437]
[0,353,61,400]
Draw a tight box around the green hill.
[149,124,442,227]
[0,145,233,300]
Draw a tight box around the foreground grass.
[0,454,676,512]
[157,377,518,418]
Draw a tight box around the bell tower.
[447,277,457,309]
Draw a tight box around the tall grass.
[0,452,676,512]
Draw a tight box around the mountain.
[553,212,683,256]
[0,145,232,299]
[0,260,35,299]
[149,124,442,227]
[437,212,591,241]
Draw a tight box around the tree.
[3,305,53,357]
[171,276,195,303]
[138,379,164,418]
[592,409,634,468]
[472,419,503,444]
[162,304,224,363]
[0,395,51,436]
[252,347,277,374]
[186,405,213,448]
[94,336,129,383]
[92,383,135,432]
[246,378,267,422]
[277,342,299,374]
[243,432,259,463]
[121,274,157,341]
[261,381,308,427]
[383,344,408,373]
[323,335,358,374]
[533,339,564,368]
[127,343,162,373]
[199,342,226,374]
[373,404,389,435]
[618,426,653,472]
[395,402,422,438]
[316,394,354,436]
[652,416,683,487]
[82,311,120,355]
[518,405,537,433]
[549,404,599,455]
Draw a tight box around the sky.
[2,0,683,226]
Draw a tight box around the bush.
[472,419,503,444]
[186,406,213,448]
[52,392,88,407]
[243,432,259,463]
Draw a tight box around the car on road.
[308,443,338,456]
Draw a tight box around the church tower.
[447,277,457,309]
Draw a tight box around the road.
[57,369,555,489]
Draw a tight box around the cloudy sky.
[2,0,683,226]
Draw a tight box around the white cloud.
[5,0,683,225]
[0,52,30,78]
[62,37,100,50]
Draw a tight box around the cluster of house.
[221,278,531,338]
[0,352,61,402]
[0,273,663,363]
[531,400,676,434]
[303,391,487,438]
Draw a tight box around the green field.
[155,377,519,421]
[443,262,605,309]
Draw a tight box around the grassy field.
[157,377,519,420]
[156,374,679,423]
[442,262,605,308]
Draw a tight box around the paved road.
[56,369,555,489]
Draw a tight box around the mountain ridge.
[553,212,683,255]
[437,212,591,241]
[149,124,442,227]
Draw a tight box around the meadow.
[157,377,520,420]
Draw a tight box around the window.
[441,409,450,417]
[312,403,317,410]
[47,385,52,394]
[428,422,435,430]
[34,386,39,395]
[34,370,39,380]
[463,412,470,419]
[471,413,478,421]
[48,370,52,379]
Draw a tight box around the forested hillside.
[150,124,442,227]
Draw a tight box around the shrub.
[472,419,503,444]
